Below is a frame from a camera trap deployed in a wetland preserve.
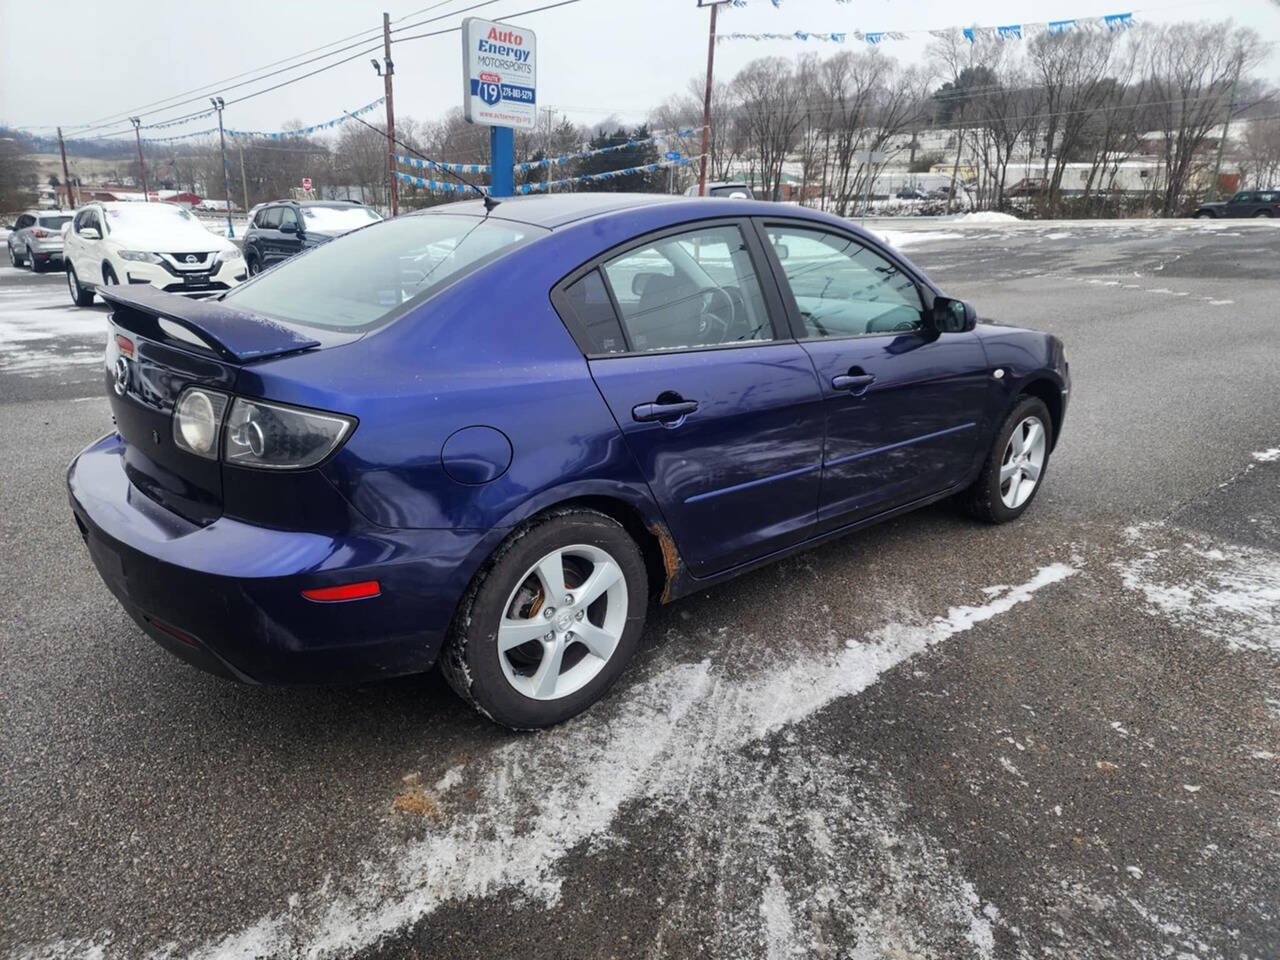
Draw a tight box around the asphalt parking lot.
[2,219,1277,960]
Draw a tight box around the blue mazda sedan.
[68,194,1069,728]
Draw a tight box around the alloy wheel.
[999,415,1047,509]
[496,543,628,701]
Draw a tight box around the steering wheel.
[695,287,736,344]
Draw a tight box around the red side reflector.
[150,617,197,646]
[302,580,381,603]
[116,334,135,358]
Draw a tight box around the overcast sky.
[3,0,1278,142]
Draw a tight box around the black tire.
[102,264,119,286]
[441,508,649,729]
[1252,210,1273,218]
[960,396,1053,524]
[246,255,261,276]
[67,266,94,307]
[1195,211,1214,219]
[28,248,43,273]
[10,244,25,267]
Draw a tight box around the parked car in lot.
[6,210,73,271]
[68,193,1069,729]
[242,200,381,274]
[683,181,754,199]
[62,201,246,306]
[1193,190,1279,218]
[895,188,931,201]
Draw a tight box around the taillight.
[166,388,354,469]
[224,397,355,470]
[32,228,48,238]
[172,387,230,460]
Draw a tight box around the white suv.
[63,201,246,307]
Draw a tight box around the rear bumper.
[67,433,491,685]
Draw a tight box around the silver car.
[7,210,74,272]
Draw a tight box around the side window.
[561,269,627,354]
[73,211,87,232]
[764,224,924,339]
[278,207,299,231]
[17,215,33,229]
[600,224,772,353]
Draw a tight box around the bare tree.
[1138,21,1265,215]
[731,57,804,201]
[1240,117,1280,188]
[1026,29,1119,214]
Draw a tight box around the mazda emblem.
[113,356,129,396]
[184,254,198,264]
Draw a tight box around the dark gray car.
[241,200,381,275]
[1194,189,1279,218]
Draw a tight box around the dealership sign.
[461,18,537,130]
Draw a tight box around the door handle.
[831,373,876,393]
[632,399,699,423]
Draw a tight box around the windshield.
[223,213,545,331]
[302,205,382,232]
[104,204,198,232]
[39,215,72,229]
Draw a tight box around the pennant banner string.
[395,156,701,196]
[226,98,385,140]
[394,129,695,178]
[137,99,386,144]
[513,129,694,173]
[718,11,1136,45]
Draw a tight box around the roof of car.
[292,200,373,208]
[426,192,789,230]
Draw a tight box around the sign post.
[462,17,537,198]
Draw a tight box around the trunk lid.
[98,286,325,525]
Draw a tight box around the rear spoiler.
[98,285,320,363]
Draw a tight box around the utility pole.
[1209,51,1243,201]
[381,12,399,217]
[697,1,728,197]
[56,126,75,209]
[544,107,556,194]
[130,117,149,201]
[211,97,235,238]
[238,141,249,212]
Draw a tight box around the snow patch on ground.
[952,211,1020,224]
[1252,448,1280,463]
[1117,524,1280,654]
[21,562,1076,960]
[0,287,109,375]
[876,230,965,249]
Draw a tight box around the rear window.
[301,205,382,232]
[223,213,545,331]
[39,215,72,229]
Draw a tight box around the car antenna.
[342,110,497,211]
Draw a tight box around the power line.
[72,0,587,142]
[60,2,473,135]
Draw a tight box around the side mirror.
[4,223,15,231]
[279,222,298,234]
[80,227,101,240]
[932,296,976,333]
[772,242,789,261]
